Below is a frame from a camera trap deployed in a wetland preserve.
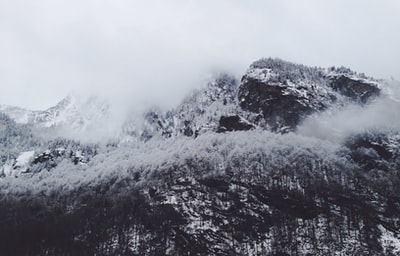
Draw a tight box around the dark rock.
[33,151,53,165]
[237,58,337,132]
[183,126,193,137]
[238,77,323,132]
[251,186,320,219]
[182,120,194,137]
[217,115,254,132]
[328,75,380,103]
[238,58,381,132]
[199,177,230,192]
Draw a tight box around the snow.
[0,105,35,124]
[2,163,13,177]
[379,225,400,254]
[0,65,398,254]
[56,147,66,153]
[326,70,380,87]
[75,150,83,159]
[0,129,343,197]
[244,68,278,83]
[14,151,35,175]
[0,95,111,142]
[0,151,35,177]
[15,151,35,168]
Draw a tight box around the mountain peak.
[0,94,110,133]
[239,58,381,132]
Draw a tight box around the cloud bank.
[0,0,400,111]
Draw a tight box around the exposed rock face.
[328,75,380,104]
[182,120,194,137]
[238,79,316,131]
[238,58,380,132]
[217,115,254,132]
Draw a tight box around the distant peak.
[47,95,77,112]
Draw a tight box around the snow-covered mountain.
[1,58,400,255]
[0,94,110,130]
[122,73,240,141]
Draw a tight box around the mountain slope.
[0,58,399,255]
[0,95,110,130]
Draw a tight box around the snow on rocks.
[1,151,35,177]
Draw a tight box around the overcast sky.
[0,0,399,110]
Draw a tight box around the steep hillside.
[0,58,399,255]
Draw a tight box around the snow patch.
[14,151,35,173]
[244,68,278,83]
[0,151,35,177]
[379,225,400,254]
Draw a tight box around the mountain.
[0,58,400,255]
[0,94,110,130]
[238,59,381,132]
[124,73,240,141]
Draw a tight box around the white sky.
[0,0,399,110]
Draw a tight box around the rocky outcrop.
[328,75,380,103]
[217,115,254,132]
[238,59,333,132]
[238,58,381,132]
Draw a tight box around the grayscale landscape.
[1,1,400,255]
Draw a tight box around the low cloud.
[0,0,400,113]
[298,80,400,142]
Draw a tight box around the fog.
[298,80,400,142]
[1,0,400,112]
